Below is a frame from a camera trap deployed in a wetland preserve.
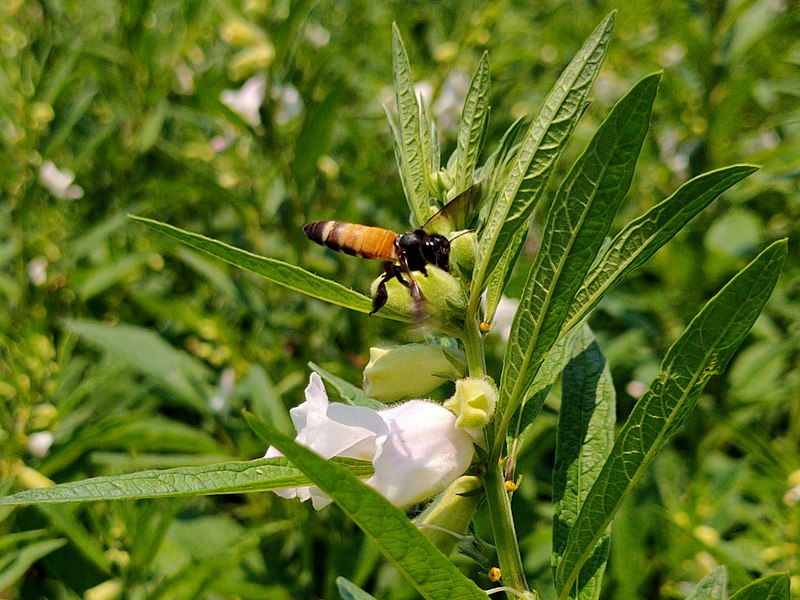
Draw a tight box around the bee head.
[424,233,451,271]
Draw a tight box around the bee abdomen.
[303,221,398,260]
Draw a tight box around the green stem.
[462,317,486,378]
[483,463,528,595]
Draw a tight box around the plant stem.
[462,311,486,379]
[483,462,528,596]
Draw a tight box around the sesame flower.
[267,373,476,510]
[39,160,84,200]
[220,74,266,127]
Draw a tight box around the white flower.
[39,160,84,200]
[27,256,48,286]
[490,296,519,341]
[267,373,475,510]
[220,74,266,126]
[27,431,54,458]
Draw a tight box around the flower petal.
[368,400,475,507]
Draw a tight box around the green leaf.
[729,573,790,600]
[552,326,615,600]
[391,23,430,225]
[685,566,728,600]
[455,52,490,192]
[0,538,67,592]
[496,73,661,453]
[337,577,380,600]
[129,216,383,317]
[64,318,213,411]
[0,458,373,504]
[244,412,487,600]
[562,165,759,333]
[473,13,615,300]
[309,361,384,410]
[554,240,787,599]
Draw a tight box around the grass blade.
[554,240,787,598]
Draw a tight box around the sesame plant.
[1,13,790,600]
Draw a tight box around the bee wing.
[422,183,482,235]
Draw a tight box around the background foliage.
[1,1,798,598]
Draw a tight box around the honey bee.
[303,185,479,316]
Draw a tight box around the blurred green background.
[2,1,798,598]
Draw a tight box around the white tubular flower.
[267,373,475,510]
[220,74,266,126]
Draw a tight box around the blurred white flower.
[433,69,469,133]
[27,431,54,458]
[271,82,303,125]
[220,74,266,126]
[39,160,84,200]
[490,296,519,341]
[267,373,475,510]
[27,256,48,286]
[209,367,236,416]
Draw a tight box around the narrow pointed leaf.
[555,240,787,598]
[391,24,430,225]
[562,165,758,333]
[0,458,373,504]
[497,73,661,445]
[552,326,615,600]
[244,412,487,600]
[474,13,614,297]
[729,573,790,600]
[455,52,490,192]
[337,577,380,600]
[130,216,383,316]
[0,538,67,591]
[685,566,728,600]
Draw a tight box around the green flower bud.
[371,266,467,332]
[413,476,483,555]
[363,344,465,402]
[449,229,477,278]
[444,377,498,429]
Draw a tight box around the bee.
[303,185,479,316]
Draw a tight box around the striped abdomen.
[303,221,398,261]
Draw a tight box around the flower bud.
[363,344,464,402]
[444,377,497,429]
[449,229,477,278]
[413,475,482,555]
[371,266,467,332]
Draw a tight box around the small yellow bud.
[443,377,498,429]
[479,321,491,333]
[488,567,502,582]
[505,479,517,492]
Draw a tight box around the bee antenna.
[448,229,473,242]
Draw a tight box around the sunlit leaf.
[554,240,787,598]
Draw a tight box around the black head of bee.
[396,230,450,272]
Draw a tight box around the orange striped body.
[303,221,398,261]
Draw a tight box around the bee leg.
[396,257,426,321]
[370,262,396,316]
